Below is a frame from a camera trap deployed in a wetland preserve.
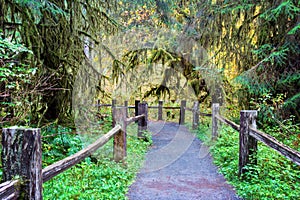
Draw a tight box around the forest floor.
[127,121,242,200]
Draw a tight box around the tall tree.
[1,0,119,125]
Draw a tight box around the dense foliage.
[197,118,300,200]
[1,0,119,125]
[1,0,299,199]
[0,33,36,124]
[41,117,152,199]
[1,0,299,124]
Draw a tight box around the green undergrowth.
[42,121,152,200]
[0,115,151,199]
[197,118,300,200]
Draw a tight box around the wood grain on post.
[212,103,220,139]
[158,100,163,120]
[0,180,20,199]
[138,102,148,139]
[124,100,128,118]
[179,100,186,125]
[97,99,101,112]
[239,110,257,177]
[135,100,140,123]
[113,107,127,162]
[192,101,200,129]
[2,128,42,200]
[112,99,117,127]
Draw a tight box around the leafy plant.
[198,123,300,200]
[42,116,152,199]
[0,31,36,126]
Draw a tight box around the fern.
[283,93,300,109]
[261,0,300,21]
[278,73,300,86]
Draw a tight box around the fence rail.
[0,99,199,199]
[2,100,298,198]
[0,102,148,200]
[249,127,300,165]
[215,114,240,131]
[212,103,300,177]
[98,99,202,128]
[42,125,122,182]
[0,180,19,200]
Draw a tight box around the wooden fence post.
[124,100,128,117]
[112,99,117,127]
[158,100,163,120]
[179,100,186,125]
[2,128,42,199]
[113,107,127,162]
[212,103,220,139]
[239,110,258,177]
[135,100,140,123]
[192,101,199,129]
[97,99,101,112]
[138,102,148,139]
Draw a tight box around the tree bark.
[239,110,257,177]
[2,128,42,200]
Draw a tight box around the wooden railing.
[99,99,209,129]
[211,103,300,177]
[3,100,298,198]
[0,103,148,200]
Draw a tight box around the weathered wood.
[192,101,200,129]
[215,114,240,131]
[2,128,42,200]
[113,107,127,162]
[212,103,220,139]
[249,127,300,166]
[124,101,128,117]
[148,106,181,109]
[199,112,212,117]
[0,180,20,200]
[126,114,145,125]
[158,100,163,120]
[95,104,112,107]
[138,102,148,139]
[135,100,140,123]
[239,110,257,177]
[163,106,181,109]
[179,100,186,125]
[42,125,121,182]
[112,99,117,127]
[97,99,101,112]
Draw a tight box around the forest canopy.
[0,0,299,126]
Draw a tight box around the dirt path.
[127,121,241,200]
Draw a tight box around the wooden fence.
[211,103,300,177]
[1,100,300,199]
[0,103,148,199]
[98,99,211,129]
[96,100,300,176]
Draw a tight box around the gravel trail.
[127,121,241,200]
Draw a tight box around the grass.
[197,118,300,200]
[41,118,152,199]
[0,118,151,199]
[43,137,150,199]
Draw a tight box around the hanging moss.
[2,0,119,125]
